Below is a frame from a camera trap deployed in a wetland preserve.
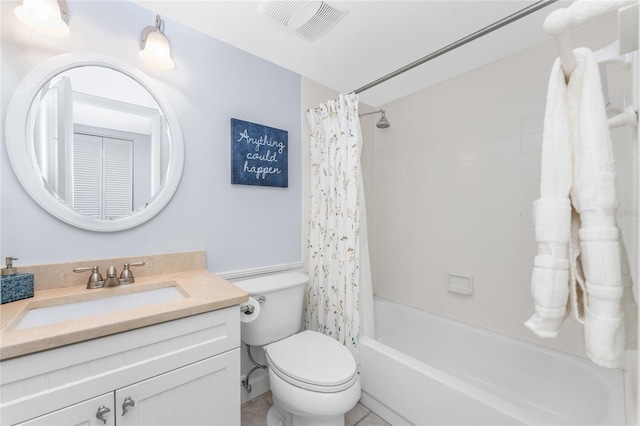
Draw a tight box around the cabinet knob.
[122,396,135,416]
[96,405,111,424]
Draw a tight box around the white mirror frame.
[5,53,184,232]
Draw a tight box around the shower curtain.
[305,93,375,357]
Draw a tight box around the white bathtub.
[359,297,626,425]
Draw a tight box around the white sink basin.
[12,285,184,331]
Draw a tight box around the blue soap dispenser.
[1,257,34,304]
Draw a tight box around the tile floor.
[241,392,390,426]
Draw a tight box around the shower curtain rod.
[354,0,559,94]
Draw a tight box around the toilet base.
[267,405,345,426]
[267,405,288,426]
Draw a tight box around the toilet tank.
[233,272,308,346]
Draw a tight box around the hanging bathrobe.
[526,48,637,368]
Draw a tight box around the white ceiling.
[133,1,568,107]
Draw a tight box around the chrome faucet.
[73,265,119,288]
[74,261,146,289]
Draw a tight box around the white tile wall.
[368,15,637,358]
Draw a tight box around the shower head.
[359,109,390,129]
[376,111,390,128]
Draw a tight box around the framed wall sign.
[231,118,288,188]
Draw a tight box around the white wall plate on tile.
[448,273,474,295]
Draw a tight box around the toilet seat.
[265,330,358,393]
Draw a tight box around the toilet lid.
[265,330,358,391]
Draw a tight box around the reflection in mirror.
[30,66,170,220]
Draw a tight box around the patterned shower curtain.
[305,93,363,354]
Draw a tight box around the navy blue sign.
[231,118,288,188]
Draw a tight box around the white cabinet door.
[16,393,114,426]
[116,349,240,426]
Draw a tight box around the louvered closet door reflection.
[73,133,102,218]
[103,137,133,219]
[73,133,133,219]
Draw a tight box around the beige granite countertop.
[0,269,248,360]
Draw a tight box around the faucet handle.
[74,266,104,289]
[119,261,146,284]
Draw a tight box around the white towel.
[526,48,637,368]
[525,54,573,338]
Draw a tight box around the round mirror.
[5,53,184,231]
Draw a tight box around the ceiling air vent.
[258,0,348,41]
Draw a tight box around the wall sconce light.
[139,15,175,70]
[15,0,70,37]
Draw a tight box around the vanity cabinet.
[1,307,241,426]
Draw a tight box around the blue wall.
[0,0,302,273]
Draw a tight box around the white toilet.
[235,272,361,426]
